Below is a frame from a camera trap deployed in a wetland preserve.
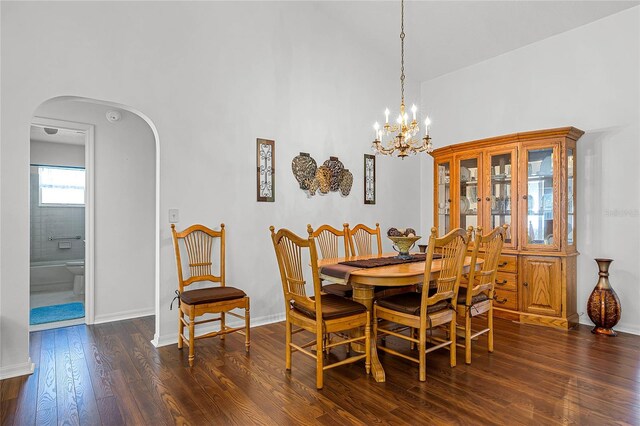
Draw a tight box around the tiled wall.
[30,166,85,263]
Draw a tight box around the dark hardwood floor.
[1,315,638,425]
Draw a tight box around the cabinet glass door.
[458,156,481,233]
[567,148,575,247]
[487,150,516,249]
[522,146,559,250]
[435,160,451,236]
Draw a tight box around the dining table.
[317,252,481,383]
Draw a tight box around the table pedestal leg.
[352,283,385,382]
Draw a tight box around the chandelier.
[371,0,433,159]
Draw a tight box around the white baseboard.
[151,311,285,348]
[93,307,154,325]
[578,318,639,336]
[0,357,35,380]
[615,325,640,335]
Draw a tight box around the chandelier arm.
[374,142,396,155]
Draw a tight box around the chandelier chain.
[400,0,405,103]
[371,0,433,158]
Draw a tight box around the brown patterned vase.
[587,258,621,336]
[338,169,353,196]
[291,152,317,190]
[315,166,331,194]
[323,156,344,192]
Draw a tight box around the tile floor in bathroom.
[30,289,84,308]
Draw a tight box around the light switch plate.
[169,209,179,223]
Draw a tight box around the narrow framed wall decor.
[257,138,275,202]
[364,154,375,204]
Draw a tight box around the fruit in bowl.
[387,227,421,259]
[387,227,417,238]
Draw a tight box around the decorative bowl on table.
[387,227,420,260]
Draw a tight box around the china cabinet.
[430,127,583,329]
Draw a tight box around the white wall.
[34,99,156,323]
[31,141,85,168]
[0,2,421,376]
[420,7,640,334]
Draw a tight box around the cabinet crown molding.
[430,126,584,157]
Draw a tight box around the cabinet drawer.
[494,289,518,311]
[497,255,517,273]
[494,272,517,291]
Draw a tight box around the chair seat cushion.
[323,284,415,299]
[376,292,449,316]
[292,294,366,320]
[373,285,416,299]
[457,288,489,306]
[322,283,353,298]
[180,287,246,305]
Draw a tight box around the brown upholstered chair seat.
[373,285,416,299]
[180,287,246,305]
[376,292,449,316]
[322,283,353,297]
[323,283,416,299]
[457,288,489,306]
[292,294,367,320]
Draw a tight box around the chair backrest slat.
[349,223,382,256]
[308,223,350,259]
[271,226,323,316]
[171,224,225,292]
[184,230,214,278]
[467,225,508,300]
[422,227,472,310]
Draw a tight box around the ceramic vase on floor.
[586,258,621,336]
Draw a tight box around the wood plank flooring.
[1,316,638,425]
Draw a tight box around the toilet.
[66,261,85,295]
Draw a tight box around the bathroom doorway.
[30,96,158,337]
[29,118,94,330]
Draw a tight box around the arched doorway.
[30,96,160,336]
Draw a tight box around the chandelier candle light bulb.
[371,0,434,158]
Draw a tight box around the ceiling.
[319,1,639,82]
[30,126,86,146]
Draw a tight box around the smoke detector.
[106,110,122,123]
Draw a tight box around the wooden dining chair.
[374,227,472,381]
[349,222,416,299]
[309,223,350,260]
[348,223,382,256]
[458,225,507,364]
[270,225,370,390]
[309,223,354,298]
[171,223,250,366]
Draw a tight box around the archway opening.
[30,96,160,336]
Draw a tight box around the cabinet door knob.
[447,199,452,203]
[477,198,482,202]
[522,195,528,200]
[523,282,529,287]
[486,197,491,201]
